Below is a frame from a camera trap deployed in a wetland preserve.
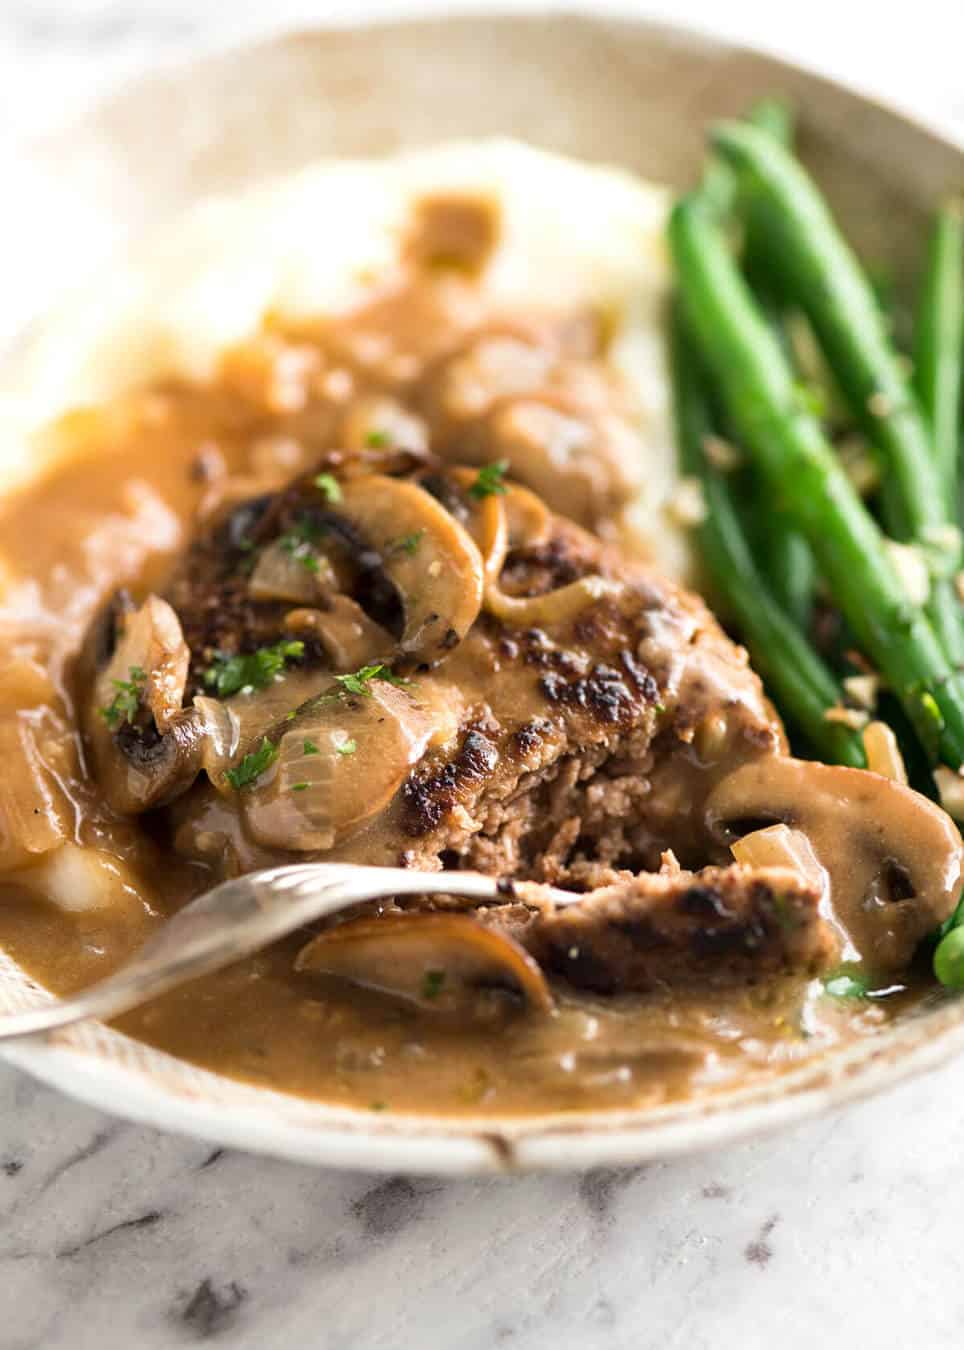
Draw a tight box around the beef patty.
[78,458,837,990]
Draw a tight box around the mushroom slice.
[283,596,394,672]
[335,475,484,659]
[295,912,554,1013]
[79,593,205,814]
[111,593,190,733]
[705,756,964,971]
[248,539,337,604]
[239,679,436,852]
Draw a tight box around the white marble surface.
[3,4,964,1348]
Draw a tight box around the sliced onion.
[445,468,509,586]
[862,720,908,784]
[240,681,436,852]
[730,823,826,893]
[193,695,241,779]
[438,470,619,627]
[0,715,69,870]
[444,473,551,586]
[503,482,553,550]
[484,573,620,626]
[296,912,554,1013]
[248,540,334,604]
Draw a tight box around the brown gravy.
[0,881,903,1114]
[0,234,950,1118]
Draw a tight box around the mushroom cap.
[335,474,484,660]
[706,756,964,971]
[79,593,205,815]
[295,911,554,1013]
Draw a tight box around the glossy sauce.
[0,882,902,1114]
[0,221,951,1116]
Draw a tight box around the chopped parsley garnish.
[823,968,870,1000]
[279,516,328,573]
[303,738,320,756]
[291,781,310,792]
[365,429,388,448]
[421,969,446,1000]
[203,640,305,698]
[469,459,509,499]
[99,665,147,729]
[306,663,411,713]
[313,472,342,503]
[369,1101,388,1112]
[333,663,409,697]
[389,529,425,557]
[336,737,357,757]
[226,737,279,791]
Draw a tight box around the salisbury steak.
[79,460,838,987]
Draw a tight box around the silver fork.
[0,865,582,1042]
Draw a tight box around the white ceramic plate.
[3,12,963,1173]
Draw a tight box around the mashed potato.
[1,140,687,576]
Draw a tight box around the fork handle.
[0,865,509,1043]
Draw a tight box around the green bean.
[710,121,964,664]
[702,98,815,631]
[701,97,794,215]
[670,305,865,765]
[759,527,816,632]
[745,96,795,146]
[748,296,818,630]
[669,193,964,767]
[914,199,964,518]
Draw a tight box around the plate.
[2,12,963,1173]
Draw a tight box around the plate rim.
[4,990,964,1174]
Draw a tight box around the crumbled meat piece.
[485,865,837,992]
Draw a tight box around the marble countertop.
[3,4,964,1348]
